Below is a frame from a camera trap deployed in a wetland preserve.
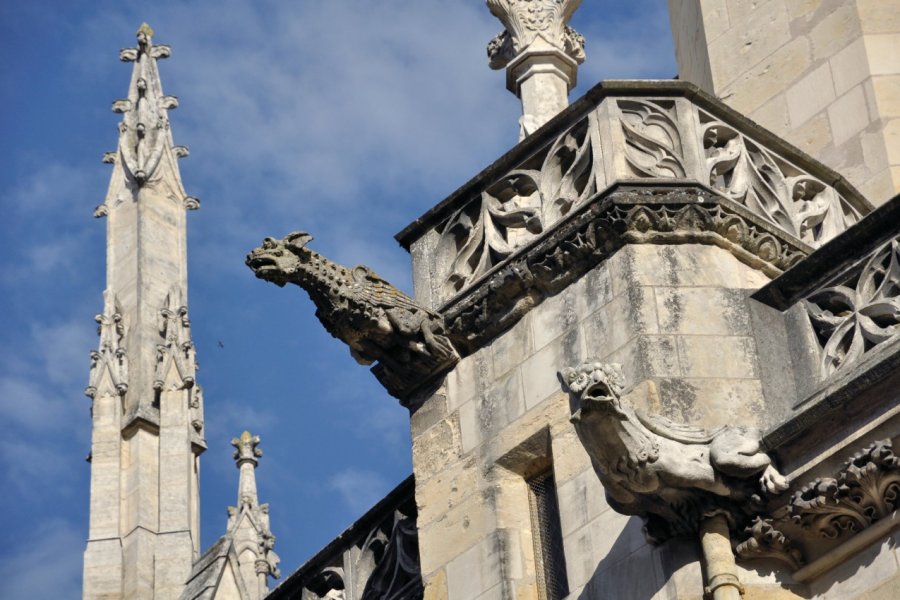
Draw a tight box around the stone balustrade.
[397,81,871,314]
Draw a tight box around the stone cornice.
[395,80,872,250]
[438,182,812,356]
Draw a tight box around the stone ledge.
[438,182,812,356]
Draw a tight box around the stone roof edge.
[266,475,416,600]
[753,193,900,309]
[394,79,873,250]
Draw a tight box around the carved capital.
[232,430,262,467]
[486,0,585,70]
[246,233,459,404]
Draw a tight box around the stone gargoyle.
[246,232,459,402]
[560,361,788,541]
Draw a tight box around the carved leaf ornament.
[789,440,900,539]
[440,117,596,292]
[701,117,860,246]
[805,238,900,378]
[737,440,900,570]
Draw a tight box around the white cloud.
[328,467,390,514]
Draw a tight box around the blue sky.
[0,1,676,596]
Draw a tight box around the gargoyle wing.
[352,266,427,313]
[635,409,726,445]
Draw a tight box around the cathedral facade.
[84,2,900,599]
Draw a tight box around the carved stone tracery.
[804,237,900,379]
[700,112,861,246]
[430,96,864,311]
[439,114,599,292]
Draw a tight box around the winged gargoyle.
[246,232,459,401]
[560,361,788,541]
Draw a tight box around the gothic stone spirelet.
[246,232,460,403]
[94,22,198,217]
[559,361,787,543]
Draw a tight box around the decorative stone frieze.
[735,439,900,577]
[246,232,459,404]
[804,236,900,379]
[486,0,586,138]
[442,184,811,355]
[559,361,787,543]
[85,290,128,399]
[153,287,197,391]
[699,110,861,246]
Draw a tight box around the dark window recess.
[527,469,569,600]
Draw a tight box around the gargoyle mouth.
[582,380,616,404]
[245,250,288,286]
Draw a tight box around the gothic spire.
[95,22,198,218]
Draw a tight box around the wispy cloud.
[0,519,82,600]
[328,467,391,514]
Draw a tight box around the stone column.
[486,0,586,139]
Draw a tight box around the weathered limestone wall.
[411,243,812,599]
[668,0,900,204]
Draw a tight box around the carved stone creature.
[560,361,788,541]
[246,232,459,400]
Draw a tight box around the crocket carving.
[560,361,788,541]
[247,232,458,401]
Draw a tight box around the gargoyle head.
[559,361,625,413]
[246,231,314,287]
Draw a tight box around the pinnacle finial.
[232,430,263,467]
[137,22,154,40]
